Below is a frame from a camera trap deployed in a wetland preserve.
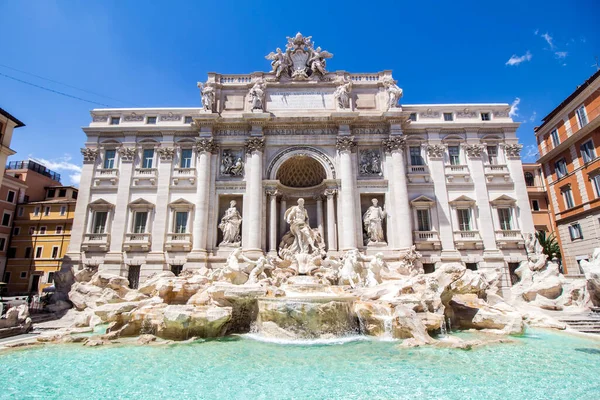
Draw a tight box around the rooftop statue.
[266,32,333,81]
[382,76,403,110]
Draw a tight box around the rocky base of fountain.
[36,247,600,347]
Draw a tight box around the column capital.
[463,143,485,158]
[245,137,265,153]
[195,138,217,154]
[324,189,337,198]
[336,136,356,152]
[117,146,136,163]
[156,146,176,161]
[265,188,279,197]
[426,144,446,159]
[382,136,406,153]
[501,143,523,159]
[81,148,99,164]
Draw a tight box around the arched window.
[524,172,535,187]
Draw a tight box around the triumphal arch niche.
[199,32,410,269]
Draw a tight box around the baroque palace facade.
[66,34,533,287]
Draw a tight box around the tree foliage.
[535,231,561,261]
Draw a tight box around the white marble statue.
[382,77,403,110]
[210,248,248,284]
[284,198,317,255]
[363,198,387,245]
[338,249,364,288]
[265,48,291,79]
[219,200,242,246]
[363,252,389,287]
[308,46,333,76]
[248,79,266,111]
[246,256,275,285]
[198,82,215,112]
[333,80,352,109]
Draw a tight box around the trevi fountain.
[2,33,600,399]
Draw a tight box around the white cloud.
[529,111,537,122]
[555,51,568,59]
[509,98,521,118]
[534,29,539,35]
[28,154,82,186]
[541,32,555,49]
[506,51,532,66]
[522,144,539,162]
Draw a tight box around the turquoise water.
[2,330,600,399]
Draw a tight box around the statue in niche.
[382,77,403,110]
[218,200,242,246]
[265,48,291,79]
[220,151,244,177]
[248,78,266,111]
[284,198,317,255]
[359,149,382,176]
[363,198,387,245]
[333,79,352,109]
[198,81,215,112]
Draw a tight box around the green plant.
[535,231,561,261]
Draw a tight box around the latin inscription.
[267,90,335,110]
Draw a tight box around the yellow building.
[5,186,78,294]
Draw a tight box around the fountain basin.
[256,295,358,339]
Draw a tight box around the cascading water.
[381,316,394,341]
[440,318,448,338]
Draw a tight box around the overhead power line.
[0,71,111,107]
[0,63,139,106]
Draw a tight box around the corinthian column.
[243,137,265,254]
[383,136,412,249]
[192,138,216,254]
[267,189,278,254]
[315,195,324,240]
[324,189,337,251]
[336,136,358,250]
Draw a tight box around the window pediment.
[490,194,516,206]
[89,198,115,210]
[129,198,155,210]
[411,195,436,207]
[449,195,476,206]
[169,198,194,210]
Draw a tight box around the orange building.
[522,163,554,234]
[0,174,28,283]
[535,69,600,275]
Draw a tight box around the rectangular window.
[110,117,120,125]
[47,189,56,198]
[409,146,424,165]
[409,113,417,121]
[20,271,27,279]
[555,159,568,178]
[39,226,47,235]
[146,116,157,125]
[7,247,16,258]
[563,187,575,209]
[487,145,498,164]
[72,191,78,199]
[498,208,512,230]
[592,175,600,197]
[457,209,472,231]
[29,226,35,235]
[416,209,431,231]
[44,206,50,216]
[35,246,43,258]
[576,105,588,127]
[180,149,193,168]
[104,150,116,169]
[34,207,40,216]
[569,223,583,240]
[550,129,560,147]
[171,265,183,276]
[134,211,148,234]
[3,272,10,283]
[466,263,478,271]
[60,206,67,216]
[443,112,453,121]
[448,146,460,165]
[56,226,63,234]
[0,237,6,251]
[51,246,59,259]
[184,116,193,124]
[142,149,154,169]
[24,247,32,258]
[580,140,595,163]
[481,112,490,121]
[18,207,23,217]
[58,189,66,197]
[13,227,20,235]
[175,211,188,233]
[47,272,55,284]
[6,190,15,203]
[532,200,540,211]
[93,211,108,234]
[2,212,11,227]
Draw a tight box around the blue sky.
[0,0,598,185]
